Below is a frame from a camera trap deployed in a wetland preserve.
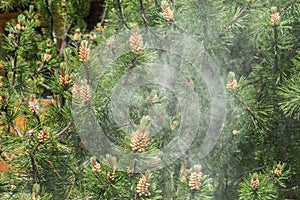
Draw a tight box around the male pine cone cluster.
[129,27,144,55]
[79,41,90,61]
[91,157,101,173]
[188,168,203,190]
[162,4,174,21]
[28,98,39,113]
[72,81,92,104]
[250,173,259,190]
[130,128,148,152]
[59,74,72,87]
[38,129,50,143]
[270,7,280,26]
[136,175,151,197]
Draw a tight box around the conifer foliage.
[0,0,299,199]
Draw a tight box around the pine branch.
[54,122,72,138]
[10,122,23,137]
[281,0,298,12]
[116,0,130,29]
[171,21,185,32]
[273,25,279,71]
[101,1,108,25]
[12,63,46,89]
[11,31,21,87]
[224,3,249,28]
[198,0,208,40]
[139,0,148,28]
[233,92,260,128]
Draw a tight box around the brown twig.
[280,0,298,12]
[12,63,46,89]
[171,21,185,32]
[273,25,279,71]
[233,92,260,128]
[54,122,72,138]
[116,0,130,29]
[225,3,249,28]
[10,122,23,137]
[101,1,108,25]
[139,0,148,28]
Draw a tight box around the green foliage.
[0,0,299,199]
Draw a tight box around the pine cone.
[274,165,282,176]
[90,33,97,41]
[188,170,202,190]
[226,77,237,89]
[91,162,101,173]
[16,23,25,31]
[79,81,92,104]
[74,29,81,40]
[97,24,104,32]
[250,174,259,190]
[32,195,41,200]
[129,27,144,55]
[107,171,115,181]
[145,91,158,104]
[186,77,194,90]
[79,41,90,61]
[38,129,50,143]
[162,4,174,21]
[28,98,39,113]
[232,130,239,135]
[43,52,51,62]
[270,8,280,25]
[72,81,81,97]
[8,32,14,40]
[136,175,151,197]
[130,128,148,152]
[59,74,72,87]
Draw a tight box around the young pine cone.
[91,157,101,173]
[79,41,90,61]
[136,175,151,197]
[38,129,50,143]
[28,98,39,113]
[130,128,148,152]
[74,29,81,40]
[107,171,115,181]
[226,76,238,89]
[250,174,259,190]
[79,81,92,104]
[43,52,51,62]
[59,74,72,87]
[188,170,203,190]
[270,8,280,25]
[162,4,174,21]
[72,81,81,97]
[129,27,144,55]
[274,165,282,176]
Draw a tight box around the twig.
[54,122,72,138]
[280,0,298,12]
[225,3,249,28]
[233,93,260,128]
[273,25,279,71]
[171,21,185,32]
[11,31,21,87]
[198,0,208,40]
[13,63,46,89]
[10,122,23,137]
[116,0,130,29]
[139,0,148,28]
[154,0,159,8]
[101,1,108,25]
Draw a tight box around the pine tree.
[0,0,299,199]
